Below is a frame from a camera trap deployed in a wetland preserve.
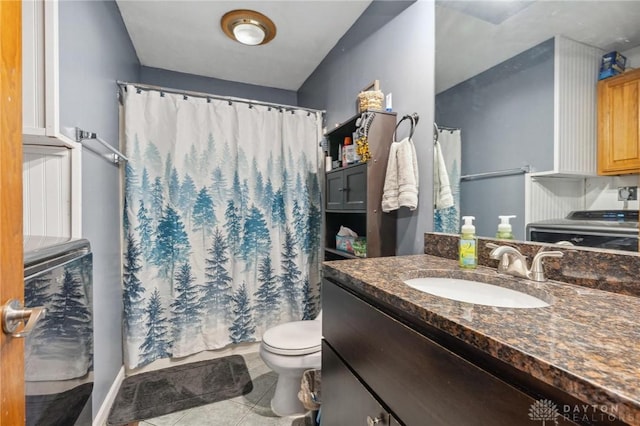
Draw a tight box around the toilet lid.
[262,320,322,355]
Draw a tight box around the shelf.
[325,209,366,214]
[325,248,360,260]
[322,111,397,259]
[326,110,397,138]
[326,162,367,174]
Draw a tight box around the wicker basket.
[357,80,384,112]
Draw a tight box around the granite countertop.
[323,254,640,425]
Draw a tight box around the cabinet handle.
[366,416,382,426]
[338,187,348,192]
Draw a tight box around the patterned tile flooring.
[139,352,314,426]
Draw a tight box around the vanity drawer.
[322,279,580,426]
[321,341,395,426]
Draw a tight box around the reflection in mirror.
[433,1,640,253]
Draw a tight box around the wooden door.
[1,1,25,424]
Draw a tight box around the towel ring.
[393,113,419,141]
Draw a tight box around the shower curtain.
[121,85,323,369]
[434,129,461,233]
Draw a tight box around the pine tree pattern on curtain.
[121,87,322,369]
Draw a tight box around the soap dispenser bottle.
[496,215,516,239]
[459,216,477,269]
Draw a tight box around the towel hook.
[393,113,420,141]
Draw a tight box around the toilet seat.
[262,320,321,355]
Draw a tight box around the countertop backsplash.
[424,232,640,298]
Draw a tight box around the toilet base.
[259,344,321,417]
[270,371,307,417]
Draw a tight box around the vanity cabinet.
[597,67,640,175]
[322,341,400,426]
[323,111,396,260]
[322,278,583,426]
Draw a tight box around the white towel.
[433,141,454,209]
[382,137,419,212]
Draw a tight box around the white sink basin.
[403,277,549,308]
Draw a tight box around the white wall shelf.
[22,0,81,237]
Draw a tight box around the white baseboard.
[93,366,125,426]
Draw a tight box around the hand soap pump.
[459,216,477,269]
[496,215,516,239]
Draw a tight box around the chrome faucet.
[487,243,563,282]
[487,243,530,279]
[529,250,563,282]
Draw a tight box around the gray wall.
[59,0,140,418]
[435,39,555,239]
[299,0,435,255]
[140,66,298,106]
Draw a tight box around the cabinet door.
[22,0,46,135]
[326,171,344,210]
[343,164,367,210]
[598,70,640,175]
[322,341,391,426]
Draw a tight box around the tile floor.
[138,352,315,426]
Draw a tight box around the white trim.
[524,174,531,235]
[552,36,560,174]
[44,0,59,137]
[70,142,83,237]
[93,366,125,426]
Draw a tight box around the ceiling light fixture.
[221,9,276,46]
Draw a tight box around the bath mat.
[107,355,253,425]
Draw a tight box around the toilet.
[259,313,322,416]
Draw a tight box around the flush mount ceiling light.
[221,9,276,46]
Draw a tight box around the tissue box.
[599,51,626,80]
[336,235,355,254]
[336,235,366,256]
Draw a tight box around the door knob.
[2,299,45,338]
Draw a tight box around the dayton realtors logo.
[529,399,634,424]
[528,399,560,426]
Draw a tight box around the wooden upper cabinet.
[597,67,640,175]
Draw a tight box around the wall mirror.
[433,0,640,252]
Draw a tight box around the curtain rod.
[116,80,326,115]
[433,122,459,143]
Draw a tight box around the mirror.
[433,1,640,252]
